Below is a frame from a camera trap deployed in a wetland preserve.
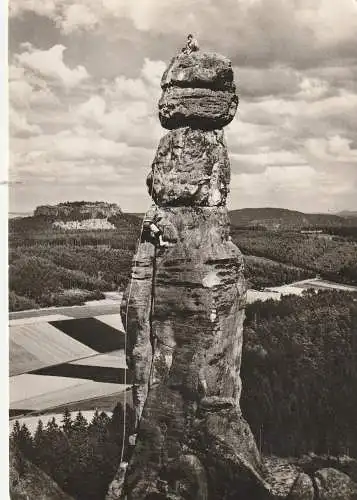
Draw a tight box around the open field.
[10,323,96,376]
[247,278,357,303]
[9,304,129,416]
[9,295,123,321]
[10,374,128,412]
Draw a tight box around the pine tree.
[89,410,110,441]
[61,408,73,435]
[33,419,46,468]
[10,420,21,446]
[33,419,45,450]
[72,411,88,435]
[17,423,33,460]
[40,416,71,491]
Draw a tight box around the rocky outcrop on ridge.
[34,201,122,219]
[107,49,357,500]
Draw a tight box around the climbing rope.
[119,166,158,467]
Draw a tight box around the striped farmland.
[9,301,131,416]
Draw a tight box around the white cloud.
[9,108,42,137]
[104,76,150,101]
[60,3,98,34]
[297,77,330,101]
[15,44,89,88]
[305,136,357,165]
[73,58,164,146]
[9,0,57,18]
[140,58,166,87]
[8,0,357,213]
[230,164,356,213]
[9,64,59,108]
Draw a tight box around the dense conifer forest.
[241,290,357,457]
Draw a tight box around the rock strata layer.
[159,52,238,129]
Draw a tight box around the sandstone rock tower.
[109,51,272,500]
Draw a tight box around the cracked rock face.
[287,473,314,500]
[313,468,357,500]
[147,128,230,206]
[161,52,235,90]
[159,87,238,129]
[159,52,238,130]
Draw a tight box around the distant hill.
[9,201,141,235]
[338,210,357,219]
[229,207,352,230]
[9,211,33,219]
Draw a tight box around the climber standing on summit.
[181,34,199,55]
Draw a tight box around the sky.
[8,0,357,214]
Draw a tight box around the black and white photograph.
[5,0,357,498]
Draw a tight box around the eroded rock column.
[110,51,271,500]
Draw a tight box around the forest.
[10,405,135,500]
[8,208,357,311]
[232,228,357,285]
[241,289,357,457]
[8,212,140,310]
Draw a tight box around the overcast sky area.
[8,0,357,214]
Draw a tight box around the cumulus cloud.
[8,0,357,212]
[60,3,98,34]
[10,108,42,137]
[73,58,164,147]
[9,65,59,108]
[11,0,357,69]
[15,44,89,88]
[230,164,356,213]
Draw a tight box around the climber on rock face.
[143,206,170,248]
[181,34,199,55]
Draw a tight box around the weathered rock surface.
[161,52,235,90]
[121,207,245,429]
[119,206,273,499]
[120,241,156,427]
[263,456,301,498]
[109,45,273,500]
[292,454,357,484]
[159,52,238,129]
[147,128,230,206]
[10,446,73,500]
[159,87,238,129]
[287,473,314,500]
[313,468,357,500]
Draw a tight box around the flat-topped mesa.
[159,52,238,130]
